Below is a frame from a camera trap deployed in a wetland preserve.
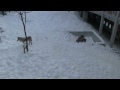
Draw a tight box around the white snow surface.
[0,11,120,79]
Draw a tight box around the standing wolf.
[17,36,32,53]
[17,36,32,45]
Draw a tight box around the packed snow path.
[0,11,120,79]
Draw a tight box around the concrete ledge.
[69,30,106,46]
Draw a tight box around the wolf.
[17,36,32,45]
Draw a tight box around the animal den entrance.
[69,30,106,46]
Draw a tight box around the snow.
[0,11,120,79]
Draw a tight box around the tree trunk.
[23,22,28,51]
[20,13,28,51]
[17,11,29,53]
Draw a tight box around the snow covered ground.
[0,11,120,79]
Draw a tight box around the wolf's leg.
[23,44,26,53]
